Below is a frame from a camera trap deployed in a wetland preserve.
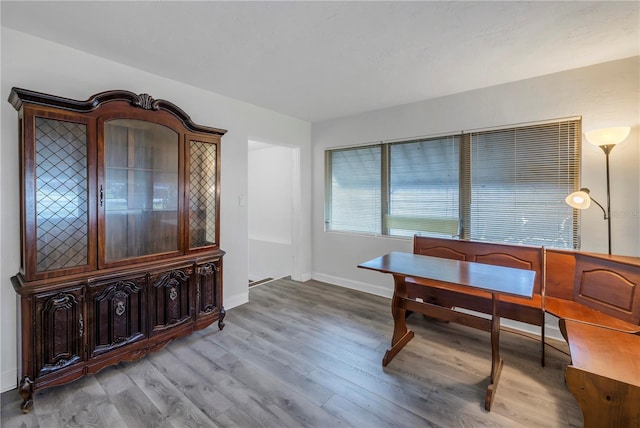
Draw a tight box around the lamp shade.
[565,190,591,209]
[585,126,630,147]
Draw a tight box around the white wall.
[0,28,312,393]
[248,144,295,281]
[311,57,640,334]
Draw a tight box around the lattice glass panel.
[35,118,88,272]
[189,141,217,248]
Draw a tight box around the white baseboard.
[250,271,312,283]
[311,272,393,299]
[310,272,564,342]
[296,272,312,282]
[1,368,17,393]
[543,314,564,342]
[224,290,249,310]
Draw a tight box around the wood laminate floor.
[1,278,582,427]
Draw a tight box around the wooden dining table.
[358,251,536,411]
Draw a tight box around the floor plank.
[1,278,582,427]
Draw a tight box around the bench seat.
[560,319,640,427]
[545,296,640,333]
[406,276,542,312]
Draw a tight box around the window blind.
[326,145,381,234]
[387,136,460,237]
[467,120,581,248]
[324,117,581,249]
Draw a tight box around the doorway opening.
[247,140,301,286]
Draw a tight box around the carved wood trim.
[9,87,227,136]
[475,252,534,270]
[38,292,82,376]
[577,269,636,313]
[417,246,466,261]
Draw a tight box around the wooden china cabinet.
[8,88,226,413]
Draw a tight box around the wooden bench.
[545,249,640,425]
[545,249,640,333]
[559,319,640,427]
[400,237,640,423]
[406,238,640,364]
[406,236,546,365]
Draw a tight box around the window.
[325,145,381,234]
[388,136,460,237]
[466,122,580,248]
[325,118,581,249]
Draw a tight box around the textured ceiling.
[2,1,638,122]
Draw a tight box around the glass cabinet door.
[33,117,91,275]
[188,139,218,249]
[104,119,179,262]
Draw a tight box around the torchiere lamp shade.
[565,189,592,210]
[585,126,630,148]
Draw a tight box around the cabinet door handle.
[115,301,126,316]
[99,185,104,207]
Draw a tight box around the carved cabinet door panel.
[149,267,193,335]
[33,287,85,378]
[197,260,225,330]
[87,275,147,357]
[197,261,221,316]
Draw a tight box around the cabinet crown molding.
[8,87,227,136]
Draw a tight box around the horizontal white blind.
[325,118,580,246]
[468,120,580,248]
[388,136,460,237]
[326,145,381,234]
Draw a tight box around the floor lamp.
[565,126,630,255]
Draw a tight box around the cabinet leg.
[18,376,34,414]
[218,307,226,330]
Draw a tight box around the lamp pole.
[599,144,614,255]
[568,126,629,256]
[565,126,631,255]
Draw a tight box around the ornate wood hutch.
[8,88,226,413]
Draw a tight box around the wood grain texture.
[2,278,582,427]
[358,252,535,298]
[561,319,640,427]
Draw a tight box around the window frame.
[324,117,582,249]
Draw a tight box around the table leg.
[485,293,503,411]
[382,274,414,366]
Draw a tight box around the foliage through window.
[325,118,581,249]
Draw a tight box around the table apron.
[402,297,493,332]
